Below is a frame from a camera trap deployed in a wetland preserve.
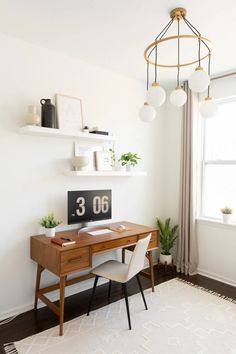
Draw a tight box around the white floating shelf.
[65,171,147,177]
[19,125,116,143]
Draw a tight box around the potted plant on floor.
[39,213,62,237]
[119,152,141,171]
[156,217,178,265]
[220,207,233,224]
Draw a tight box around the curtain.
[176,81,199,275]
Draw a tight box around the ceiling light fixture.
[139,7,218,122]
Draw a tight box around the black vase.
[40,98,56,128]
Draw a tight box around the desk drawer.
[60,247,90,274]
[139,232,158,249]
[92,236,137,253]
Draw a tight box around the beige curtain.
[176,81,198,275]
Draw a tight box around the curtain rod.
[211,71,236,81]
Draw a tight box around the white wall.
[197,76,236,286]
[0,33,165,319]
[162,80,236,287]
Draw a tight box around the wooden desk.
[30,221,159,335]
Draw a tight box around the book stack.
[51,237,76,247]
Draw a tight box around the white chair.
[87,234,151,330]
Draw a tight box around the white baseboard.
[0,277,108,321]
[197,268,236,287]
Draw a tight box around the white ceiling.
[0,0,236,86]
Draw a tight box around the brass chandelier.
[139,8,218,122]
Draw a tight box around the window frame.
[198,96,236,220]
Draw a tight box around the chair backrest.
[127,234,151,281]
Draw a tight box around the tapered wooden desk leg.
[122,248,125,263]
[34,264,44,310]
[148,250,155,292]
[59,276,66,336]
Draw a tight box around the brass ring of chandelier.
[144,35,212,68]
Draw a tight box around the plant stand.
[157,257,175,274]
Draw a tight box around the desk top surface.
[31,221,158,251]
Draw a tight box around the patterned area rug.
[4,278,236,354]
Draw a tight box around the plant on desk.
[156,217,178,265]
[39,212,61,237]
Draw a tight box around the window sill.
[196,217,236,230]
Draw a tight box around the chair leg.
[87,275,99,316]
[122,248,125,263]
[108,280,112,302]
[122,283,132,330]
[136,274,148,310]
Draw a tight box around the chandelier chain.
[183,18,211,53]
[208,52,211,96]
[177,19,180,86]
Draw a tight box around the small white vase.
[159,254,172,265]
[126,164,132,172]
[26,105,40,125]
[222,214,231,224]
[45,227,56,237]
[71,155,89,171]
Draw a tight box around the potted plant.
[39,213,62,237]
[220,207,233,224]
[118,152,141,171]
[156,217,178,265]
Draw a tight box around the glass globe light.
[188,66,210,93]
[139,102,156,122]
[200,96,218,118]
[170,87,187,107]
[146,82,166,107]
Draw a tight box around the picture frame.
[95,151,112,171]
[55,94,84,131]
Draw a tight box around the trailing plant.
[119,152,141,167]
[156,217,178,255]
[109,148,116,168]
[39,213,61,228]
[220,207,233,214]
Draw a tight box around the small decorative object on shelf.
[83,125,89,133]
[25,105,40,126]
[119,152,141,171]
[156,217,178,266]
[40,98,56,128]
[220,207,233,224]
[90,130,109,136]
[71,155,89,171]
[39,212,62,237]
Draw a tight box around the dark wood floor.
[0,267,235,354]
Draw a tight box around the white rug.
[5,278,236,354]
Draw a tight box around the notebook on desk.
[51,237,76,246]
[110,225,132,233]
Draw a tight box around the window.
[200,97,236,220]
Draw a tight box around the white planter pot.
[45,227,56,237]
[159,254,172,265]
[222,214,231,224]
[126,164,132,172]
